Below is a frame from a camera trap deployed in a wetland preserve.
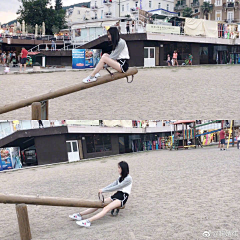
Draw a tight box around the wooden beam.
[16,204,32,240]
[31,102,41,120]
[0,193,107,208]
[0,68,138,115]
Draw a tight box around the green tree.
[26,24,34,33]
[54,0,66,33]
[183,7,193,17]
[201,2,213,20]
[52,25,60,34]
[55,0,63,10]
[17,0,66,35]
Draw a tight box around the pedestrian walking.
[172,50,178,66]
[237,133,240,149]
[167,54,171,66]
[189,53,193,65]
[132,21,135,33]
[126,21,130,34]
[69,161,133,228]
[2,52,6,66]
[19,47,28,72]
[51,40,56,51]
[219,128,226,150]
[38,120,44,128]
[4,64,10,74]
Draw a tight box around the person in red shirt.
[20,47,28,72]
[172,50,178,66]
[219,128,226,150]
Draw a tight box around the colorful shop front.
[172,120,196,149]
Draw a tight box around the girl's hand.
[98,189,102,194]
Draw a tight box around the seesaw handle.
[98,193,104,203]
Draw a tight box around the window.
[150,48,154,58]
[86,135,112,153]
[72,142,78,152]
[149,1,152,8]
[167,4,169,11]
[164,43,191,60]
[102,135,112,151]
[86,136,95,153]
[227,11,234,22]
[127,3,129,11]
[94,135,104,152]
[195,9,198,13]
[66,142,71,152]
[158,3,161,8]
[144,48,148,58]
[122,4,124,12]
[216,11,221,20]
[215,0,221,5]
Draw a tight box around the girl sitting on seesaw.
[82,27,130,83]
[69,161,133,227]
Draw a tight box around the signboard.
[85,49,101,68]
[146,24,180,34]
[0,147,22,171]
[72,49,85,69]
[72,49,102,69]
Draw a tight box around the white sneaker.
[95,73,101,78]
[76,219,91,228]
[83,76,97,83]
[69,213,82,221]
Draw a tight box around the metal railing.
[28,43,67,52]
[174,5,187,10]
[191,2,200,7]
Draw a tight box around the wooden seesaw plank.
[0,193,108,208]
[0,67,138,115]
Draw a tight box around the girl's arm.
[102,176,132,193]
[102,179,118,191]
[109,39,125,60]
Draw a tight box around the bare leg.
[20,64,22,72]
[79,208,98,216]
[90,55,122,77]
[88,199,121,222]
[79,197,112,216]
[24,64,26,71]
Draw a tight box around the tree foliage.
[183,7,193,18]
[201,2,213,20]
[17,0,66,35]
[55,0,63,10]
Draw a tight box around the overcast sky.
[0,0,88,24]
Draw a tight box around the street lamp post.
[119,0,120,17]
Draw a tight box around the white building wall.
[67,7,91,23]
[89,0,175,19]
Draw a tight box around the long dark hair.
[118,161,129,183]
[107,27,120,51]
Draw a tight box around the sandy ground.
[0,147,239,240]
[0,65,240,119]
